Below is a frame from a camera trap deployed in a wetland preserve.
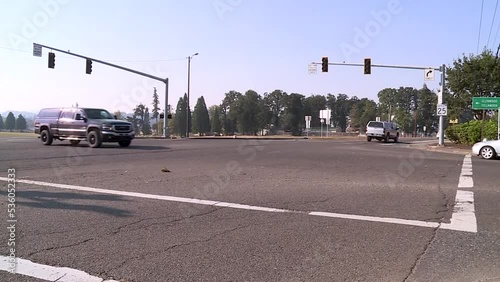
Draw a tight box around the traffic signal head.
[364,58,371,75]
[322,57,328,72]
[86,59,92,74]
[167,113,172,119]
[48,52,55,69]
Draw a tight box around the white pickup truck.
[366,121,400,143]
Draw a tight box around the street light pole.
[186,52,198,138]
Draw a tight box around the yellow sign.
[449,119,458,124]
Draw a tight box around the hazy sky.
[0,0,495,114]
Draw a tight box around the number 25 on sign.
[437,104,447,116]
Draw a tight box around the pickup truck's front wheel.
[40,129,53,145]
[87,130,102,148]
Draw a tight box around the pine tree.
[192,96,210,135]
[5,112,15,132]
[174,96,187,137]
[15,114,27,131]
[142,107,152,135]
[152,87,160,135]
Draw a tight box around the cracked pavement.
[1,137,500,281]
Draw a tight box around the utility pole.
[186,53,198,137]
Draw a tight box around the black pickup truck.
[34,107,135,148]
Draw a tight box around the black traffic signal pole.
[35,43,171,137]
[312,60,446,146]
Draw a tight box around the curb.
[407,143,471,155]
[188,137,308,140]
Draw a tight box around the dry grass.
[0,132,36,137]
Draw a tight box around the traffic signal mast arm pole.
[35,43,171,138]
[312,61,440,71]
[35,43,167,83]
[313,60,446,146]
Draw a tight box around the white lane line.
[458,155,474,188]
[440,154,477,232]
[0,256,118,282]
[440,190,477,233]
[0,177,471,233]
[309,212,440,229]
[0,178,291,214]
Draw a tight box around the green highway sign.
[472,97,500,110]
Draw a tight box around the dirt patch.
[423,142,471,150]
[442,142,472,150]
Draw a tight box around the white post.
[163,78,169,138]
[438,64,446,146]
[320,120,323,138]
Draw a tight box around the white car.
[472,139,500,160]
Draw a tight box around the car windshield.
[368,121,383,128]
[84,109,114,119]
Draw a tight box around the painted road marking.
[0,177,476,233]
[440,190,477,233]
[458,155,474,188]
[441,154,477,232]
[0,255,118,282]
[308,212,439,229]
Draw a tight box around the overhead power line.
[478,0,485,53]
[487,0,500,48]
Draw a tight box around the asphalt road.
[0,135,499,282]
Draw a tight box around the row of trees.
[168,85,438,137]
[0,112,27,132]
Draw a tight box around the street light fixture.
[186,52,199,137]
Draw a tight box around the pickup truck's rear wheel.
[87,130,102,148]
[384,133,389,143]
[367,136,372,142]
[118,140,131,147]
[69,140,80,146]
[40,129,53,145]
[394,134,399,143]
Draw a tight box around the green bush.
[446,119,498,145]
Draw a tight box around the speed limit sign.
[437,104,447,116]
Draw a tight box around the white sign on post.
[424,68,435,81]
[437,104,447,116]
[33,43,42,57]
[308,64,317,75]
[320,109,331,125]
[305,116,311,129]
